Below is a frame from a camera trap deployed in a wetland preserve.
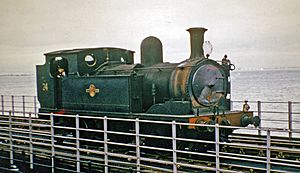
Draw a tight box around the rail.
[0,112,299,172]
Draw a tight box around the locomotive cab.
[36,48,138,113]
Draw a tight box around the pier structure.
[0,95,299,172]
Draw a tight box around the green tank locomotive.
[36,27,259,147]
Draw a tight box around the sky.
[0,0,299,73]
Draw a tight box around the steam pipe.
[187,27,207,59]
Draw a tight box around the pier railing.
[0,95,38,117]
[0,112,299,172]
[0,95,299,133]
[231,100,300,137]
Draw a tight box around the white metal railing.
[0,95,300,172]
[0,112,300,172]
[231,100,300,138]
[0,95,38,117]
[1,95,300,133]
[0,95,299,132]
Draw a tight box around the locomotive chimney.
[187,27,207,59]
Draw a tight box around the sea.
[0,68,299,130]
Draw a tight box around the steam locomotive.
[36,27,259,148]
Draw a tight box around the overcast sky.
[0,0,299,73]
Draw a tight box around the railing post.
[288,101,292,139]
[29,113,33,169]
[22,96,25,116]
[172,121,177,172]
[11,95,14,115]
[266,129,271,173]
[76,114,80,172]
[7,111,18,171]
[34,96,37,118]
[9,111,14,166]
[215,124,220,173]
[135,118,140,173]
[257,101,262,136]
[1,95,4,115]
[50,113,55,173]
[104,116,108,173]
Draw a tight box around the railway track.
[0,115,300,172]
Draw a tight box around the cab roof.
[44,47,135,56]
